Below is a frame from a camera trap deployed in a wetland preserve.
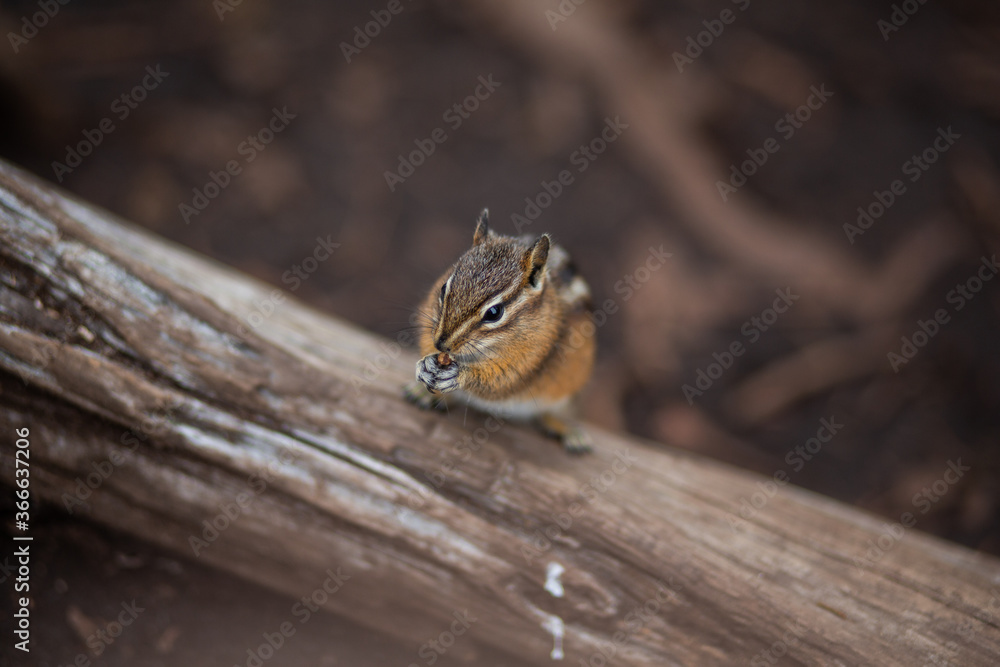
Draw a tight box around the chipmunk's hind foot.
[536,413,592,455]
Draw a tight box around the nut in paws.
[417,353,460,394]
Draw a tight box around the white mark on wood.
[545,561,565,598]
[76,325,95,343]
[542,613,564,660]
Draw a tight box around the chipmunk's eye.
[439,282,447,303]
[482,304,504,323]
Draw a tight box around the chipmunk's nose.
[435,336,450,353]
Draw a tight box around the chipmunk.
[404,209,596,453]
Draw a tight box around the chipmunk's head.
[427,209,557,363]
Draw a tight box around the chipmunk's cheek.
[468,339,502,363]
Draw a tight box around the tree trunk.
[1,159,998,666]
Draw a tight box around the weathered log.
[1,158,998,666]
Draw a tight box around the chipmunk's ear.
[472,209,491,246]
[526,234,550,288]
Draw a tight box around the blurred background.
[2,0,999,664]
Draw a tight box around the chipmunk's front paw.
[416,354,460,394]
